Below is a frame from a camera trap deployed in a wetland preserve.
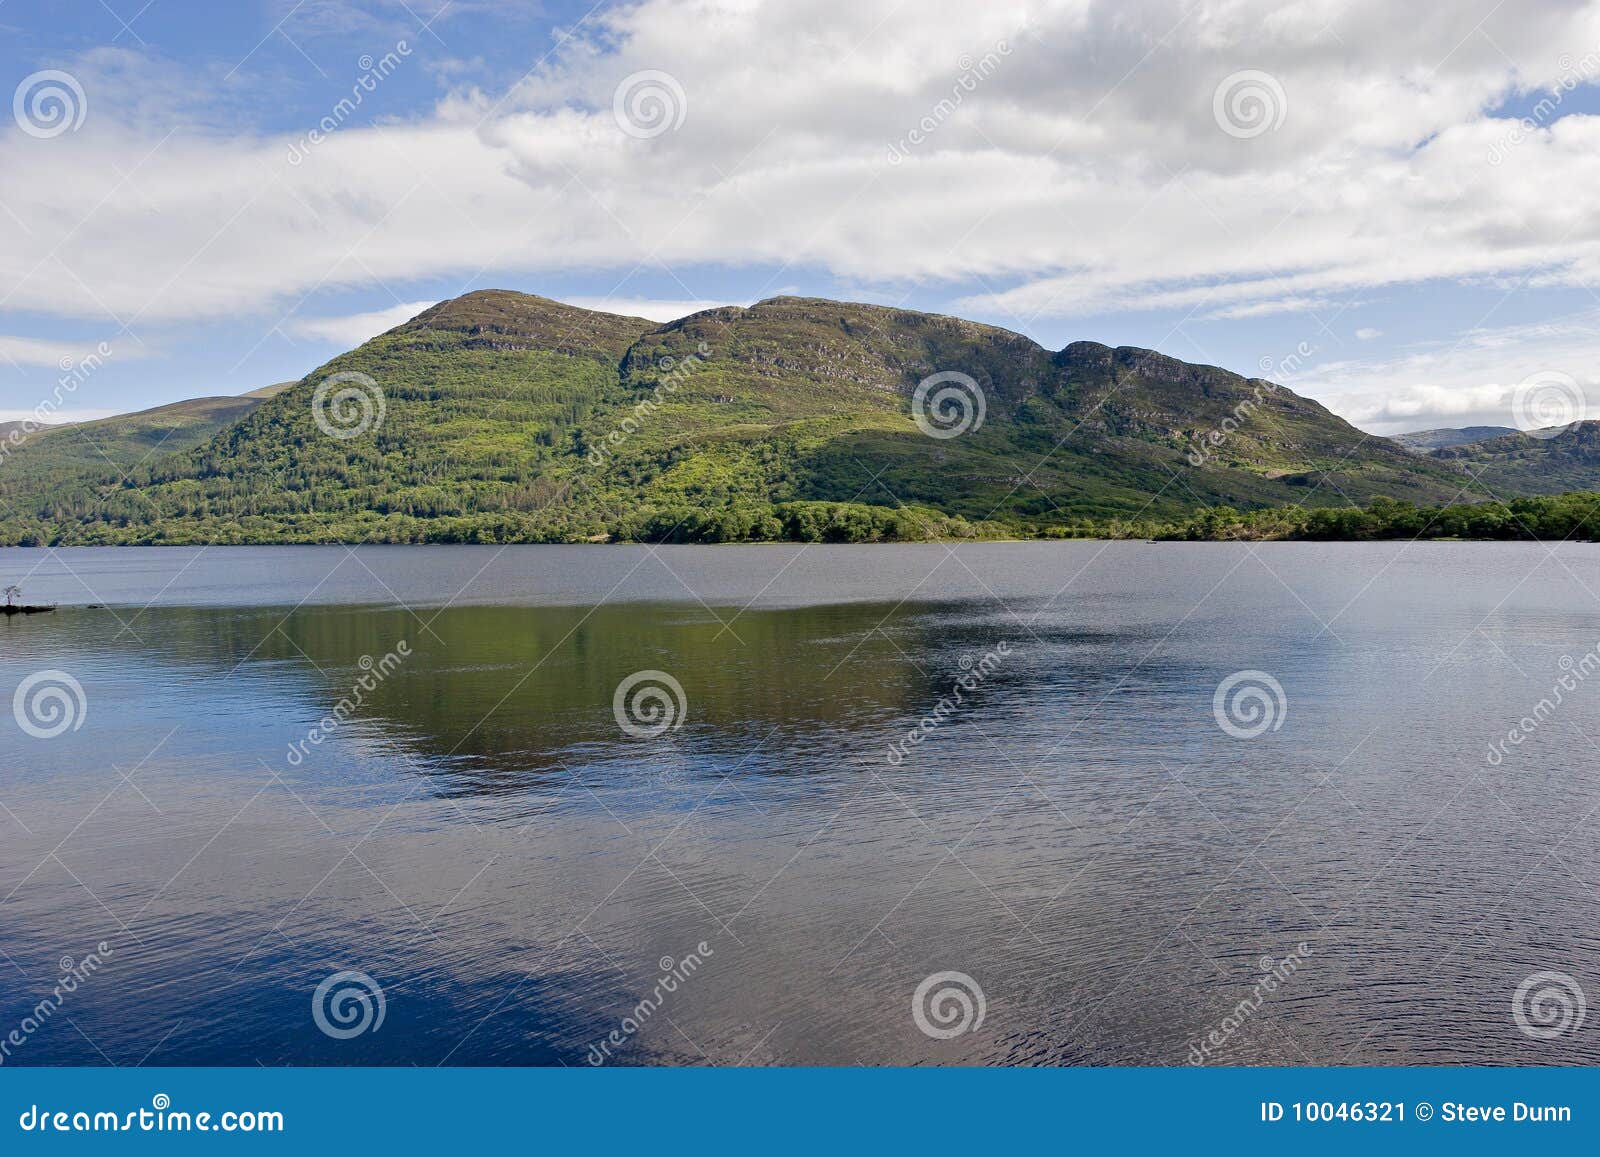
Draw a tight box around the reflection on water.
[1,542,1597,1066]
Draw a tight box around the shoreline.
[11,493,1598,549]
[0,535,1583,549]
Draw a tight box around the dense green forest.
[1136,492,1600,543]
[7,488,1600,547]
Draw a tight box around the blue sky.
[7,0,1600,434]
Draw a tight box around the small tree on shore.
[3,584,19,608]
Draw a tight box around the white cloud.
[284,301,438,346]
[1355,327,1382,340]
[1300,308,1600,432]
[0,335,137,369]
[0,409,116,424]
[5,0,1600,432]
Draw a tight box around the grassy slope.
[0,290,1489,545]
[589,297,1471,528]
[0,387,290,510]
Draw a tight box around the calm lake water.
[1,542,1597,1066]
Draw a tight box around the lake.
[1,542,1597,1066]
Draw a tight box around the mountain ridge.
[0,385,293,482]
[1428,421,1600,496]
[0,289,1586,545]
[1390,425,1517,452]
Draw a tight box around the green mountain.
[1427,422,1600,496]
[1391,425,1516,452]
[0,386,291,491]
[0,290,1517,546]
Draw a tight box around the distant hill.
[1428,421,1600,496]
[241,382,296,399]
[1391,426,1516,452]
[0,386,291,495]
[0,290,1522,545]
